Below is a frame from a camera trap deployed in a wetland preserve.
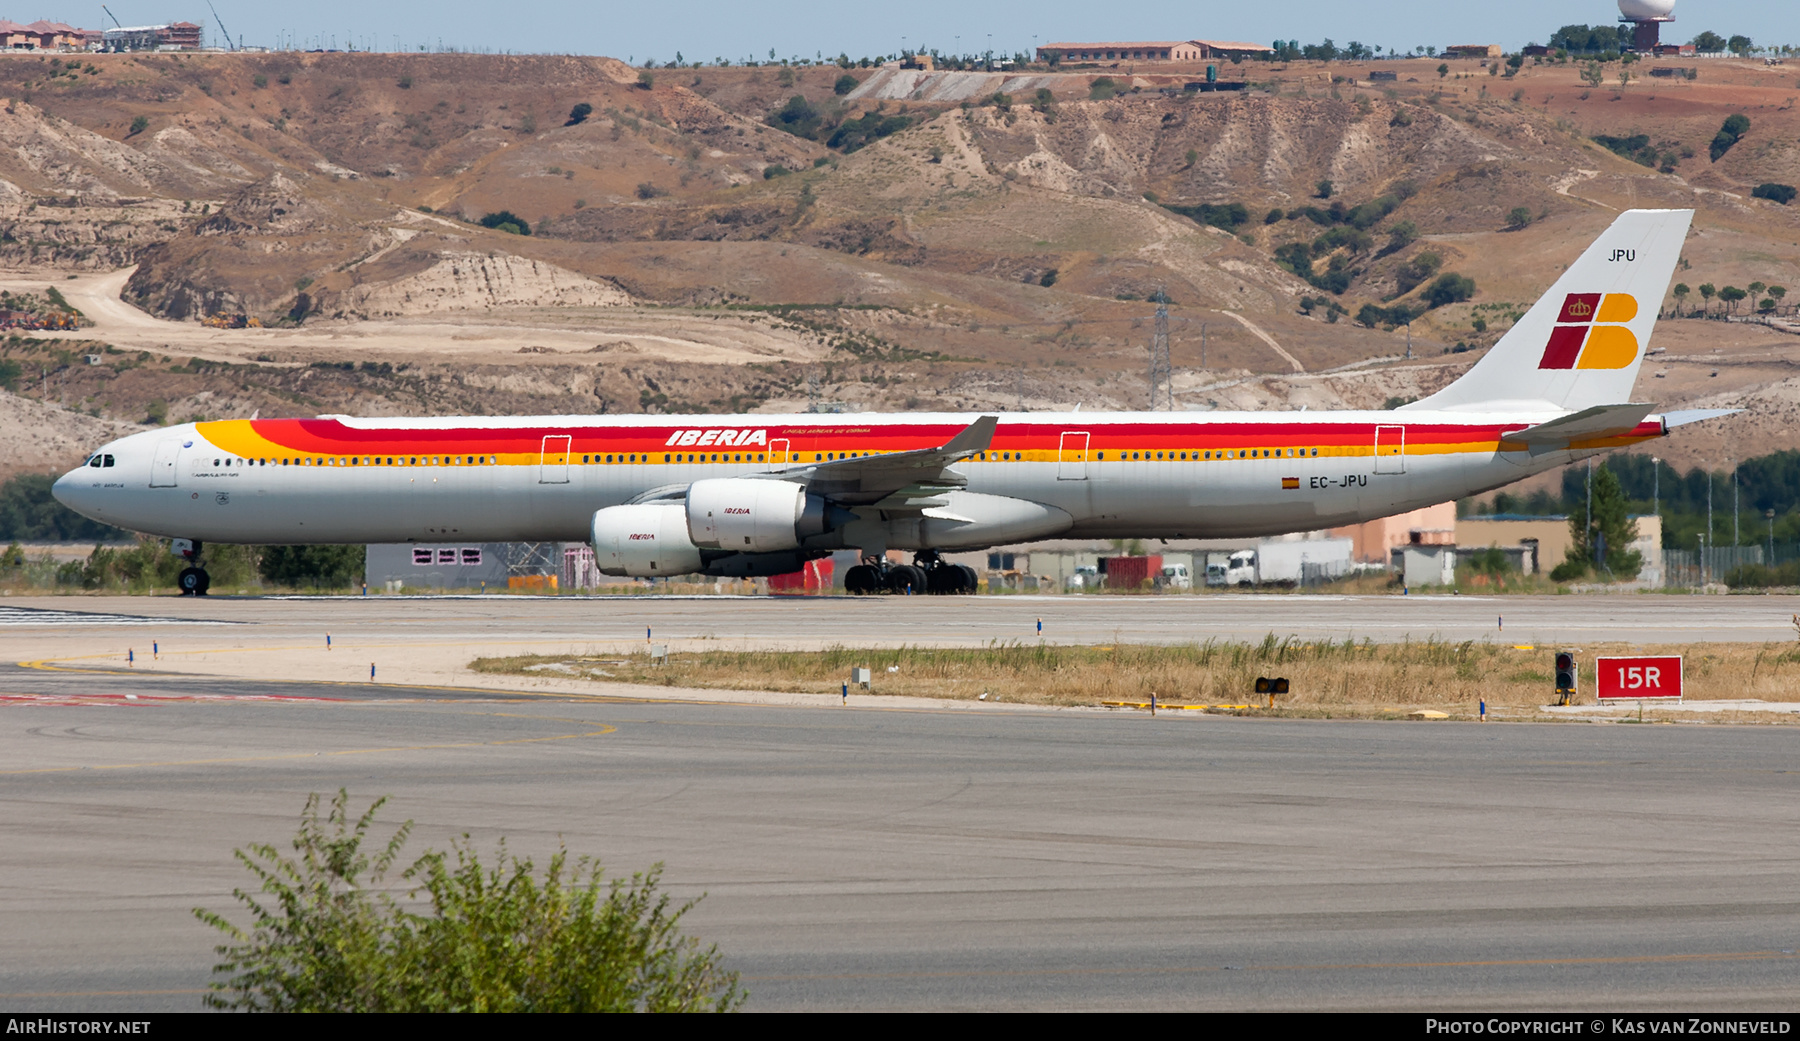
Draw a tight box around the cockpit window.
[103,454,114,467]
[88,456,102,467]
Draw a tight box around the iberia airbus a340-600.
[54,209,1729,595]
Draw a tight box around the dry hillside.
[2,51,1799,479]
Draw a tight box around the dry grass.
[472,638,1800,718]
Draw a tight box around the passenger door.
[1374,425,1406,474]
[1057,431,1090,481]
[539,434,571,484]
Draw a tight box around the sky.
[76,1,1798,59]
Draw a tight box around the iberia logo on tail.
[1538,293,1639,370]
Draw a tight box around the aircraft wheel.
[887,564,926,595]
[955,564,979,594]
[178,567,211,596]
[844,564,881,595]
[925,565,957,595]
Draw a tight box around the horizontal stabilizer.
[1503,403,1657,446]
[1660,407,1742,429]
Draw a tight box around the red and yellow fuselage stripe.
[193,417,1664,464]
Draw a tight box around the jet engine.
[590,503,703,577]
[685,478,838,552]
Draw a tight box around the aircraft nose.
[52,465,99,517]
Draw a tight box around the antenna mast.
[1148,289,1171,410]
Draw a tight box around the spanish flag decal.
[1538,293,1639,370]
[1282,477,1300,489]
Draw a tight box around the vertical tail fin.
[1405,209,1693,412]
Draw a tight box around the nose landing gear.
[172,539,210,596]
[842,551,978,595]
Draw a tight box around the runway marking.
[0,988,208,998]
[742,947,1797,983]
[0,712,617,775]
[0,606,235,627]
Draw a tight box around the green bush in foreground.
[195,791,742,1012]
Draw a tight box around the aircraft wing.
[769,415,998,509]
[1501,403,1659,447]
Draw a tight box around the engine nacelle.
[685,478,822,553]
[591,504,703,577]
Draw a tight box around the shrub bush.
[1752,183,1797,205]
[478,211,531,235]
[195,791,743,1012]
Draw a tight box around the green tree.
[833,73,857,96]
[1728,35,1753,56]
[565,102,593,126]
[1463,545,1510,578]
[1552,463,1642,581]
[1671,282,1690,315]
[1436,63,1449,78]
[258,546,365,589]
[128,115,149,136]
[1384,220,1418,254]
[478,211,531,236]
[195,791,743,1012]
[1580,61,1605,88]
[1710,113,1750,161]
[1394,251,1442,295]
[1422,272,1476,308]
[766,94,824,139]
[1690,31,1727,52]
[1718,285,1748,315]
[1506,206,1533,229]
[1752,183,1797,205]
[1699,282,1716,314]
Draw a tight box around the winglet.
[1660,407,1742,429]
[940,415,998,458]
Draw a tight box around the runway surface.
[1,659,1797,1011]
[2,590,1798,648]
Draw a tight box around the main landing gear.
[843,551,978,596]
[173,539,210,596]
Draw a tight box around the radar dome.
[1618,0,1676,19]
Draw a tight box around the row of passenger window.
[208,455,504,468]
[205,447,1331,469]
[976,448,1325,461]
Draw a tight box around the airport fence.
[1659,544,1800,586]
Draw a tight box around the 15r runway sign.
[1595,655,1683,702]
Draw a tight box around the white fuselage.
[53,409,1653,549]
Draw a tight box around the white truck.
[1158,563,1192,590]
[1066,564,1099,591]
[1206,540,1354,588]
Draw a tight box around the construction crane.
[206,0,235,51]
[100,5,122,28]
